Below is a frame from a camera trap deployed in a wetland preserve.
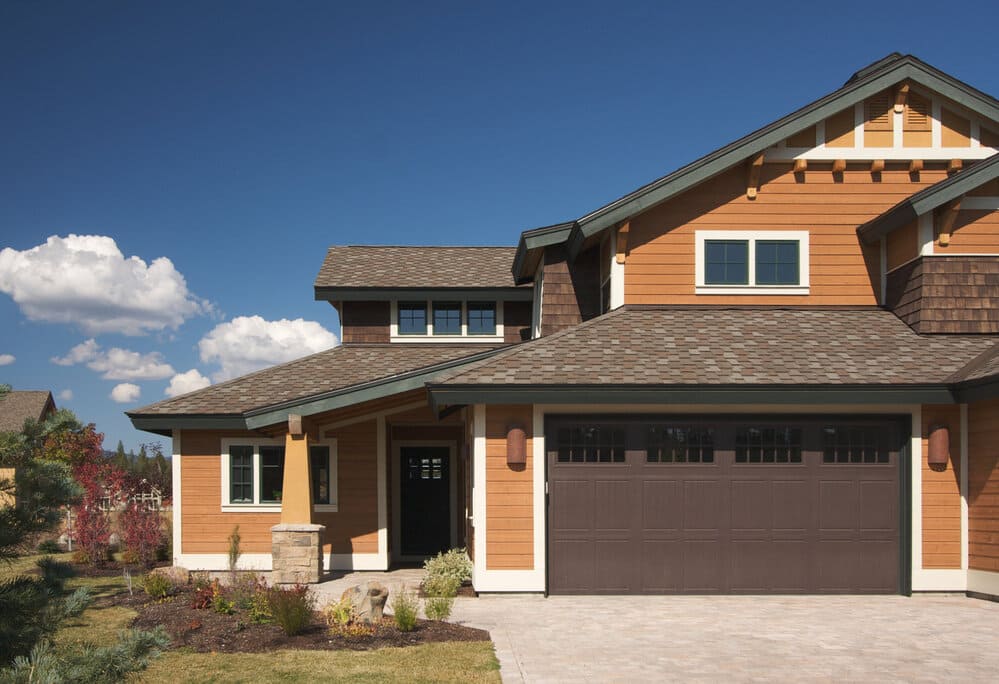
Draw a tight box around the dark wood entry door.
[400,446,451,557]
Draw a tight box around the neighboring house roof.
[427,307,999,405]
[0,390,56,433]
[315,246,529,301]
[511,53,999,276]
[857,153,999,243]
[128,343,508,433]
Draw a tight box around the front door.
[400,446,451,557]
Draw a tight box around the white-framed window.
[220,438,337,512]
[695,230,810,295]
[390,300,504,342]
[309,441,338,512]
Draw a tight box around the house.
[129,54,999,597]
[0,390,58,506]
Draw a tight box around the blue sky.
[2,0,997,453]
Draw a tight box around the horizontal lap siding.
[625,166,948,305]
[180,431,278,553]
[969,398,999,572]
[315,420,379,554]
[485,405,534,570]
[921,406,962,569]
[944,210,999,253]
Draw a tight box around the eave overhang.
[426,383,957,412]
[314,286,532,303]
[857,152,999,244]
[511,222,576,283]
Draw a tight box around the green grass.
[136,643,501,683]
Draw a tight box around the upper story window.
[696,230,810,295]
[391,300,504,342]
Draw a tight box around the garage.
[546,415,906,595]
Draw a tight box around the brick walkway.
[450,594,999,683]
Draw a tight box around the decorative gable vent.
[906,93,931,131]
[865,91,892,131]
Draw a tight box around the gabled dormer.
[314,246,533,344]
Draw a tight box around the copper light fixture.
[927,424,950,466]
[506,424,527,465]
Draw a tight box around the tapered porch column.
[271,417,325,583]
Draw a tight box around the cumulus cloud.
[110,383,141,403]
[0,354,14,366]
[57,389,73,401]
[0,234,211,336]
[165,369,212,397]
[52,339,174,380]
[199,315,338,381]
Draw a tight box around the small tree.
[71,462,114,566]
[118,500,163,567]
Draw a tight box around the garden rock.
[341,581,389,624]
[149,566,191,585]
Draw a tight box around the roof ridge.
[947,341,999,384]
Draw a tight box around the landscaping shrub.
[190,578,215,610]
[36,538,62,554]
[423,547,472,586]
[118,500,164,568]
[227,525,241,582]
[391,590,419,632]
[247,586,273,624]
[423,574,461,598]
[267,584,315,636]
[322,596,373,636]
[424,595,454,621]
[141,572,174,599]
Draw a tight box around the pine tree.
[114,440,128,470]
[136,445,148,478]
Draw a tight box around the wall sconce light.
[927,424,950,466]
[506,424,527,465]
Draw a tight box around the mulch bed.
[100,585,490,653]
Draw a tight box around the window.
[221,440,285,510]
[822,426,889,464]
[554,424,625,463]
[735,426,802,464]
[432,301,462,335]
[309,443,338,509]
[466,301,496,335]
[398,301,427,335]
[647,425,715,463]
[696,231,809,294]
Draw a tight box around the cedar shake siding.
[920,405,962,569]
[485,405,534,570]
[339,301,391,344]
[624,165,951,306]
[503,300,532,342]
[969,397,999,573]
[886,256,999,333]
[541,244,600,336]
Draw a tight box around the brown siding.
[825,107,855,147]
[886,220,918,270]
[314,419,379,555]
[886,256,999,333]
[485,405,534,570]
[340,301,390,344]
[503,300,531,343]
[941,108,971,147]
[969,398,999,572]
[921,406,962,569]
[180,430,278,554]
[625,165,948,305]
[541,245,600,336]
[942,210,999,253]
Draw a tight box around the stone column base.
[271,523,325,584]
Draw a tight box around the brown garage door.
[547,416,904,594]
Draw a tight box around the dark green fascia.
[511,222,576,284]
[128,414,248,434]
[858,153,999,243]
[427,384,956,411]
[565,57,999,260]
[953,378,999,403]
[314,287,533,303]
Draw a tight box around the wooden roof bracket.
[747,153,764,199]
[793,158,807,174]
[948,158,963,174]
[832,158,847,174]
[615,221,630,264]
[870,159,885,173]
[937,197,963,246]
[894,83,910,113]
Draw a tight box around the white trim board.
[766,147,997,161]
[389,299,504,343]
[968,569,999,598]
[694,230,810,296]
[172,430,182,564]
[175,552,387,572]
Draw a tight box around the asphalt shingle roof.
[314,246,524,289]
[128,344,504,416]
[434,308,999,387]
[0,391,54,432]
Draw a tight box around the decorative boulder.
[340,581,389,624]
[149,566,191,586]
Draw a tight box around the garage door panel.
[594,480,632,532]
[642,480,681,531]
[550,480,592,533]
[595,540,633,592]
[771,480,811,532]
[819,480,860,532]
[683,541,725,592]
[683,480,725,532]
[855,541,898,592]
[731,481,771,532]
[549,540,593,592]
[640,540,682,592]
[859,480,897,532]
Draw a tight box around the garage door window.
[555,425,625,463]
[647,425,714,463]
[822,426,889,464]
[735,426,802,463]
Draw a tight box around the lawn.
[2,554,501,683]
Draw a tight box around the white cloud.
[0,354,14,366]
[110,383,141,403]
[0,234,211,336]
[57,389,73,401]
[199,315,338,381]
[165,369,212,397]
[52,339,174,380]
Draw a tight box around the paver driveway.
[450,594,999,682]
